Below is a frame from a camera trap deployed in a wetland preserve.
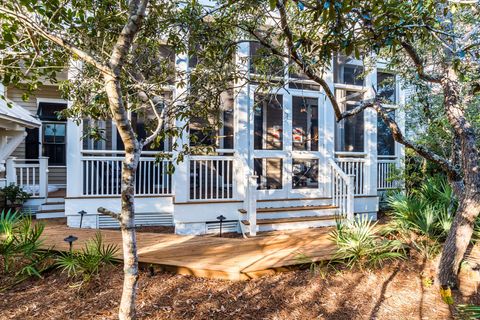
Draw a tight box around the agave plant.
[56,232,119,285]
[0,209,20,241]
[330,215,405,269]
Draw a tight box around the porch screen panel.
[335,90,365,152]
[292,96,319,151]
[254,158,283,190]
[254,94,283,150]
[377,110,395,156]
[292,159,319,189]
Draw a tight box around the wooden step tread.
[238,205,337,214]
[36,209,65,213]
[257,197,331,202]
[241,215,337,225]
[42,202,65,205]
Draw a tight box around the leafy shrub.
[0,210,49,278]
[0,184,31,209]
[56,232,118,285]
[386,176,456,241]
[330,215,406,269]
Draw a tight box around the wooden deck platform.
[40,225,336,280]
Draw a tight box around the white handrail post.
[5,157,16,185]
[248,174,257,236]
[347,174,355,221]
[39,157,49,199]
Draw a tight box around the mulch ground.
[1,252,478,320]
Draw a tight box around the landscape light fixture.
[216,215,226,237]
[64,235,78,252]
[78,210,87,228]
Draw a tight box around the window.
[42,123,66,165]
[335,90,365,152]
[333,55,365,86]
[292,159,319,189]
[254,158,283,190]
[292,96,319,151]
[377,72,396,104]
[377,111,396,156]
[254,94,283,150]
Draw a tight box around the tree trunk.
[118,153,141,320]
[439,193,480,288]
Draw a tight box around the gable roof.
[0,98,41,128]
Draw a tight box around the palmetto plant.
[387,176,457,241]
[457,305,480,320]
[56,232,119,285]
[0,210,48,277]
[330,215,406,269]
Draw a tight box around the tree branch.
[0,6,112,76]
[401,42,443,83]
[98,207,122,223]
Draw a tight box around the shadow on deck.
[40,224,336,280]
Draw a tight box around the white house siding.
[7,85,67,186]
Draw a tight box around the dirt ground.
[1,253,478,320]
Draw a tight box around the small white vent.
[205,220,239,234]
[98,212,173,228]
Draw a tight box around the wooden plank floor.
[40,225,336,280]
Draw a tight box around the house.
[2,44,404,236]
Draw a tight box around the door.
[251,92,325,200]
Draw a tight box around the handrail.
[328,158,355,221]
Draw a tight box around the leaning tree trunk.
[438,68,480,291]
[439,192,480,288]
[119,151,141,320]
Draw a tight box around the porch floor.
[40,224,336,280]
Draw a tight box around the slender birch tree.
[0,1,240,318]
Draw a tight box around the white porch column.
[6,157,16,185]
[396,76,406,176]
[323,59,336,195]
[235,40,251,204]
[66,60,83,198]
[364,69,378,195]
[38,156,49,198]
[171,52,189,203]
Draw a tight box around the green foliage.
[0,211,49,278]
[457,305,480,320]
[56,232,119,285]
[0,184,31,208]
[330,215,405,269]
[386,176,456,241]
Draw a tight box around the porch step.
[36,208,65,219]
[241,215,337,225]
[256,197,332,209]
[238,204,336,214]
[241,215,338,232]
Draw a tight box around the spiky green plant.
[0,212,48,277]
[0,209,20,241]
[330,215,406,269]
[56,232,119,285]
[457,305,480,320]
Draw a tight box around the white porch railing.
[377,158,400,190]
[81,155,172,196]
[334,157,366,195]
[189,155,235,201]
[329,159,354,220]
[5,157,49,198]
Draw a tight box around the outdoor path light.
[78,210,87,228]
[64,235,78,252]
[216,215,226,237]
